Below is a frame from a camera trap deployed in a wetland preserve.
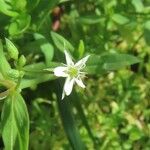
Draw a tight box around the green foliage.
[1,92,29,150]
[144,21,150,45]
[112,14,129,25]
[0,0,18,17]
[0,0,150,149]
[55,83,86,150]
[0,40,11,77]
[33,33,54,65]
[76,40,85,59]
[18,55,26,68]
[51,31,74,52]
[86,53,140,74]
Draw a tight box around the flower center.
[68,66,78,78]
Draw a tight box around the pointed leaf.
[112,14,129,25]
[0,40,11,78]
[72,92,98,147]
[51,31,74,52]
[1,92,29,150]
[86,53,140,74]
[34,33,54,65]
[55,80,85,150]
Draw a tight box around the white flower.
[54,50,90,99]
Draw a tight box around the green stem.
[23,69,54,74]
[130,33,144,50]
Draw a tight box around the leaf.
[1,92,29,150]
[112,14,129,25]
[11,0,27,11]
[9,13,31,36]
[72,92,98,147]
[129,126,143,141]
[34,33,54,65]
[0,0,18,17]
[144,21,150,46]
[59,0,70,3]
[55,80,86,150]
[85,54,104,74]
[77,40,85,59]
[86,53,140,74]
[102,53,140,70]
[0,90,9,100]
[132,0,144,12]
[77,15,102,25]
[51,31,74,52]
[20,75,55,89]
[0,40,11,78]
[20,62,58,89]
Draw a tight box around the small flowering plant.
[0,33,140,150]
[48,50,90,99]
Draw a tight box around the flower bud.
[5,38,19,60]
[18,55,26,67]
[7,69,20,79]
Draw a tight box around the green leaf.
[129,126,143,141]
[21,62,57,89]
[9,13,31,36]
[77,15,102,25]
[59,0,70,3]
[55,81,85,150]
[77,40,85,59]
[72,92,98,147]
[85,54,104,74]
[86,53,140,74]
[51,31,74,52]
[20,75,55,89]
[144,21,150,46]
[102,53,140,70]
[132,0,144,12]
[5,38,19,60]
[0,40,11,78]
[1,92,29,150]
[0,0,18,17]
[0,90,9,100]
[34,33,54,65]
[112,14,129,25]
[11,0,27,11]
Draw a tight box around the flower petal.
[64,77,75,96]
[64,50,74,66]
[61,90,65,100]
[54,66,68,77]
[75,55,90,69]
[75,78,85,88]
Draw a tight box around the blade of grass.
[72,91,100,149]
[55,80,86,150]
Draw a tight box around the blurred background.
[0,0,150,149]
